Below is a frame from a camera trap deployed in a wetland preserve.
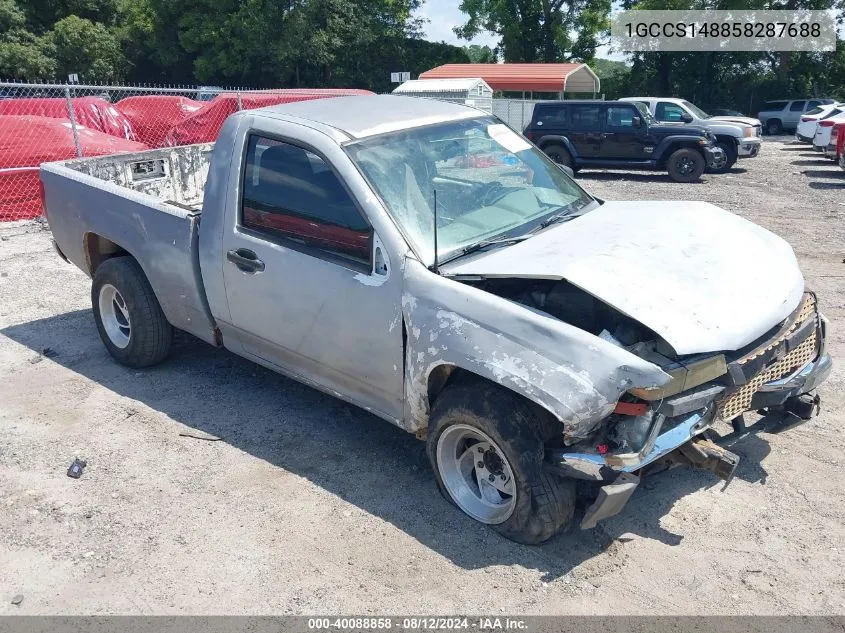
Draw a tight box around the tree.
[49,14,126,80]
[464,43,496,62]
[454,0,611,62]
[0,0,55,79]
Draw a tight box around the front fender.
[401,259,670,440]
[707,122,744,137]
[652,135,705,161]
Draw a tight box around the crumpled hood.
[709,115,761,128]
[444,201,805,355]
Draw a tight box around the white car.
[796,103,842,143]
[813,110,845,151]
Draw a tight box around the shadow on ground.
[793,159,837,167]
[808,180,845,190]
[802,169,845,179]
[1,308,778,580]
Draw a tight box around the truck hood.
[444,201,805,355]
[709,115,761,127]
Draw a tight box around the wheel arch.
[654,137,705,167]
[83,232,134,277]
[425,364,557,432]
[537,135,577,157]
[714,134,739,149]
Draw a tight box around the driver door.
[220,132,405,421]
[601,104,648,159]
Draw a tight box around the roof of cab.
[251,94,484,139]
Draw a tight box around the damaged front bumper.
[703,145,727,169]
[546,299,831,529]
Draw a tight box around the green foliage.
[0,29,56,79]
[464,44,496,62]
[590,57,632,98]
[454,0,611,62]
[49,15,126,80]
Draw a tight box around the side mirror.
[680,113,694,123]
[631,115,642,128]
[560,165,575,177]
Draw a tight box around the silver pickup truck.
[41,95,831,544]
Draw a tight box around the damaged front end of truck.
[403,259,831,531]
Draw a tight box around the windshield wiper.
[535,202,589,231]
[439,235,532,266]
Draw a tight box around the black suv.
[523,101,725,182]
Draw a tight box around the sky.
[415,0,500,49]
[414,0,623,61]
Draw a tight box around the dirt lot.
[0,138,843,615]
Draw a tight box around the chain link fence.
[0,82,370,222]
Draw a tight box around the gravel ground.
[0,137,843,615]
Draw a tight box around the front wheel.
[766,119,783,135]
[709,141,737,173]
[92,256,173,368]
[426,380,575,544]
[666,147,705,182]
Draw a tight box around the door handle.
[227,248,265,273]
[601,133,613,138]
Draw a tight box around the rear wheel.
[766,119,783,135]
[91,256,172,368]
[666,147,705,182]
[543,143,573,168]
[426,380,575,544]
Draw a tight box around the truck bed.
[62,143,214,210]
[40,143,218,345]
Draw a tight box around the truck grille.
[717,294,818,420]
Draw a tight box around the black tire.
[543,143,573,168]
[766,119,783,135]
[91,256,172,368]
[426,379,575,545]
[709,140,738,173]
[666,147,705,182]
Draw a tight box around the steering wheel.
[479,181,511,207]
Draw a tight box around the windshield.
[345,117,595,265]
[683,100,710,119]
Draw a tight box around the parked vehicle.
[757,99,835,135]
[827,121,845,162]
[41,95,831,544]
[619,97,761,172]
[796,104,843,143]
[163,89,372,146]
[1,115,147,221]
[813,111,845,152]
[523,100,725,182]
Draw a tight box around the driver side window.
[606,106,637,128]
[656,102,687,122]
[241,135,372,271]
